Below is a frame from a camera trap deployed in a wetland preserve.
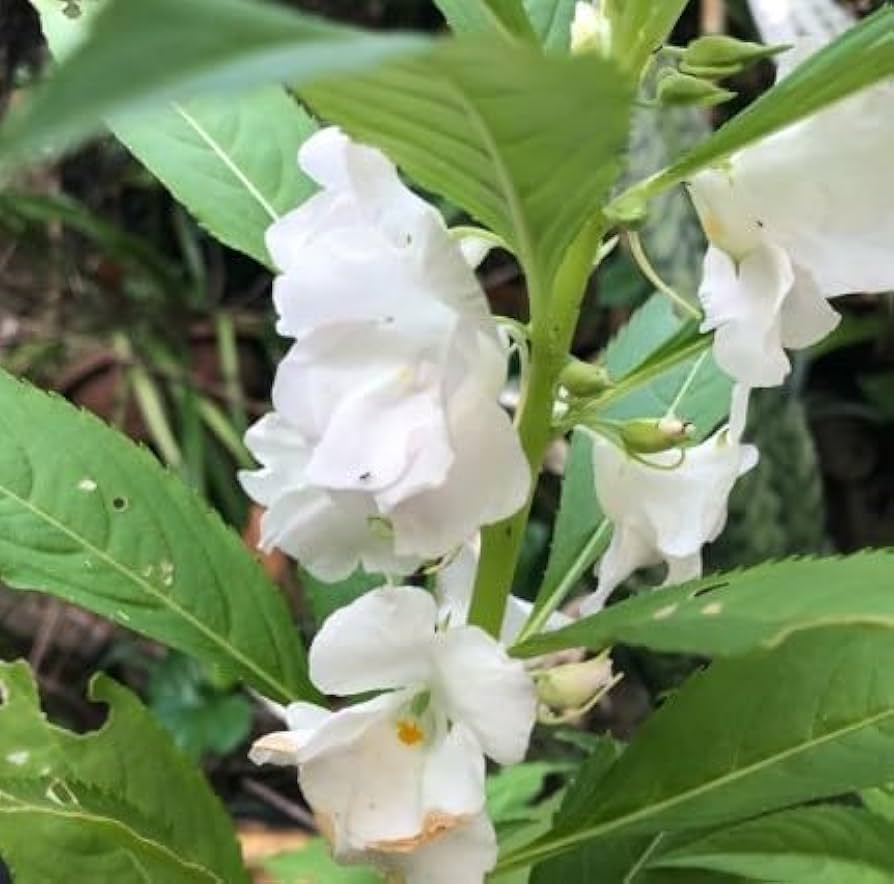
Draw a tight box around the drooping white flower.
[250,587,536,875]
[436,541,571,645]
[689,78,894,392]
[580,428,758,615]
[240,128,530,580]
[347,813,498,884]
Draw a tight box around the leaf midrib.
[171,101,281,223]
[0,479,292,701]
[501,705,894,869]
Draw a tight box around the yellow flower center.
[395,718,425,747]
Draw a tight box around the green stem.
[467,218,607,637]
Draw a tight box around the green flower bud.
[537,656,616,712]
[619,416,694,454]
[657,70,736,108]
[682,35,790,72]
[560,359,612,397]
[678,61,743,80]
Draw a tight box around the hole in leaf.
[111,496,129,512]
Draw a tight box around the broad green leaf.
[862,783,894,824]
[532,834,669,884]
[513,551,894,660]
[655,806,894,883]
[0,370,312,703]
[147,652,252,759]
[0,0,424,167]
[487,762,571,825]
[27,0,319,267]
[597,295,732,441]
[0,660,248,883]
[615,7,894,208]
[610,0,689,75]
[304,42,634,290]
[501,628,894,869]
[433,0,536,41]
[264,839,381,883]
[523,0,577,51]
[523,430,606,634]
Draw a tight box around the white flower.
[348,813,498,884]
[250,587,536,873]
[436,541,571,645]
[689,78,894,390]
[571,1,612,55]
[240,128,530,580]
[580,428,758,615]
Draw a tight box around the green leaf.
[1,0,425,168]
[434,0,536,41]
[862,783,894,824]
[26,0,320,267]
[501,627,894,869]
[655,806,894,882]
[304,41,634,291]
[619,7,894,204]
[523,0,577,50]
[264,839,382,883]
[0,659,248,883]
[487,762,571,825]
[147,652,252,759]
[513,551,894,660]
[598,296,732,441]
[0,369,312,703]
[524,430,606,631]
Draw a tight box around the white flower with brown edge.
[689,78,894,399]
[250,587,536,881]
[580,427,758,615]
[240,127,529,581]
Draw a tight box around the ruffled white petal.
[420,723,486,819]
[389,380,530,559]
[310,587,437,696]
[698,242,795,388]
[431,627,536,765]
[779,266,841,349]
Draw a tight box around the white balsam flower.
[580,428,758,615]
[250,587,536,880]
[689,78,894,392]
[240,128,530,580]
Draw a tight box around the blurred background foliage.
[0,0,891,878]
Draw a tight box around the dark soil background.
[0,1,891,879]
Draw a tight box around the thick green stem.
[467,218,607,637]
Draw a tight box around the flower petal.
[779,267,841,350]
[310,587,437,696]
[389,386,530,560]
[421,722,486,819]
[306,371,453,502]
[698,242,795,388]
[381,812,498,884]
[431,627,536,765]
[297,692,433,854]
